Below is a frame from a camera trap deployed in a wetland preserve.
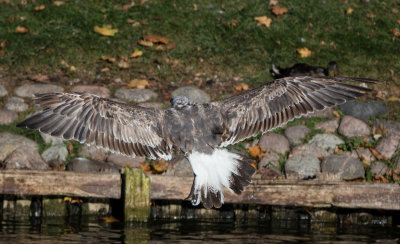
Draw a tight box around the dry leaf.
[52,1,64,6]
[143,34,169,44]
[296,47,312,58]
[34,5,45,11]
[269,0,278,6]
[127,79,149,89]
[15,26,28,33]
[248,145,262,158]
[101,216,119,223]
[254,16,272,28]
[129,49,143,58]
[155,45,167,51]
[346,7,353,15]
[117,60,130,69]
[333,110,340,118]
[392,29,400,37]
[31,74,49,82]
[101,67,110,72]
[370,148,384,160]
[387,96,400,102]
[153,159,168,173]
[101,56,116,63]
[139,162,152,174]
[234,82,249,92]
[138,39,153,47]
[272,5,288,16]
[70,65,76,71]
[94,25,118,37]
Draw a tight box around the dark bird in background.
[271,61,339,79]
[17,76,374,209]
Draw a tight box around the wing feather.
[17,93,173,160]
[215,76,375,145]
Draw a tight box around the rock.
[15,84,64,98]
[5,97,28,112]
[321,154,365,180]
[356,148,374,166]
[373,119,400,137]
[164,155,194,177]
[71,85,110,98]
[3,146,49,170]
[171,86,210,104]
[0,109,18,124]
[114,88,157,103]
[304,107,333,118]
[139,102,164,110]
[66,158,120,173]
[284,125,310,146]
[338,116,370,137]
[291,144,330,158]
[370,161,388,176]
[340,101,388,122]
[375,133,400,159]
[41,145,68,162]
[106,153,145,168]
[285,154,320,178]
[0,85,8,97]
[259,133,290,154]
[81,145,108,161]
[40,132,65,145]
[308,134,344,153]
[315,118,339,133]
[0,132,38,161]
[258,152,281,172]
[260,168,283,180]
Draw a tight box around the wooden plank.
[149,175,400,210]
[0,170,121,199]
[124,168,150,221]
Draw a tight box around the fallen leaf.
[333,110,340,118]
[127,79,148,89]
[248,145,262,158]
[346,7,353,15]
[129,49,143,58]
[320,41,326,46]
[143,34,169,44]
[117,60,130,69]
[31,74,49,82]
[392,29,400,37]
[269,0,278,6]
[139,162,152,174]
[228,20,238,27]
[122,2,135,11]
[234,82,249,92]
[101,67,109,72]
[101,216,119,223]
[138,39,153,47]
[153,159,168,173]
[70,65,76,71]
[271,5,288,16]
[52,1,65,6]
[101,56,116,63]
[254,16,272,28]
[366,13,375,18]
[15,26,28,33]
[370,148,383,160]
[94,25,118,37]
[387,96,400,102]
[296,47,312,58]
[193,3,197,11]
[34,5,45,11]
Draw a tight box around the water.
[0,217,399,243]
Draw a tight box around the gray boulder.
[41,145,68,162]
[71,85,110,98]
[315,118,339,133]
[285,154,320,178]
[114,88,157,103]
[308,134,344,153]
[3,146,49,170]
[321,154,365,180]
[0,132,38,161]
[338,116,370,138]
[171,86,210,104]
[340,101,388,122]
[0,109,18,124]
[259,133,290,154]
[284,125,310,146]
[15,84,64,98]
[5,97,28,112]
[370,161,388,176]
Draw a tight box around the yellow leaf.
[254,16,272,28]
[138,39,153,47]
[34,5,45,11]
[155,45,167,51]
[346,7,353,15]
[333,110,340,118]
[129,49,143,58]
[64,197,72,202]
[296,47,312,58]
[248,145,262,158]
[386,96,400,102]
[101,216,119,223]
[234,82,249,92]
[117,60,130,69]
[127,79,149,89]
[143,34,169,44]
[101,67,110,72]
[94,25,118,37]
[52,1,65,6]
[70,65,76,71]
[153,159,168,173]
[101,56,116,63]
[15,26,28,33]
[271,5,288,16]
[392,29,400,37]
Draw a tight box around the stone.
[338,116,370,137]
[340,101,388,122]
[41,145,68,162]
[81,144,108,161]
[66,158,120,173]
[321,154,365,180]
[285,153,320,178]
[284,125,310,146]
[0,109,18,124]
[40,132,65,145]
[373,119,400,137]
[0,132,38,161]
[315,118,339,133]
[291,144,330,159]
[164,155,194,177]
[171,86,210,104]
[0,85,8,97]
[106,153,145,168]
[258,152,281,172]
[375,133,400,159]
[355,148,374,166]
[114,88,157,103]
[260,168,283,180]
[3,146,49,170]
[71,85,110,98]
[15,84,64,98]
[370,161,388,176]
[304,107,333,118]
[308,133,344,153]
[259,133,290,154]
[5,97,28,112]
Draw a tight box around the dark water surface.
[0,217,399,243]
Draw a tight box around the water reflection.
[0,216,399,243]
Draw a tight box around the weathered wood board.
[0,170,121,199]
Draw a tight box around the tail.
[186,149,255,209]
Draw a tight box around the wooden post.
[124,168,150,221]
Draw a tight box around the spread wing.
[215,76,375,146]
[17,93,173,160]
